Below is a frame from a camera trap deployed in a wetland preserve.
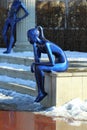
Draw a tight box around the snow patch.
[0,75,36,88]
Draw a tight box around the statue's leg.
[2,20,10,53]
[6,24,16,53]
[34,62,68,102]
[34,65,47,102]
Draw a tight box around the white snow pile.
[38,98,87,126]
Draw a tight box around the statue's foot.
[3,50,10,54]
[34,92,47,102]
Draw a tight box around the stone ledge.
[41,68,87,107]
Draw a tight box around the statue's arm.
[33,43,40,63]
[45,42,55,66]
[32,42,55,66]
[32,41,55,66]
[21,3,29,17]
[17,2,29,21]
[31,43,41,73]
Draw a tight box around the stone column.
[13,0,35,52]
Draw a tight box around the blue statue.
[2,0,29,53]
[27,26,68,102]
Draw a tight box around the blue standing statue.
[2,0,29,53]
[27,26,68,102]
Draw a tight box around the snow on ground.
[0,75,36,88]
[0,87,87,126]
[39,98,87,126]
[0,88,43,111]
[65,51,87,61]
[0,62,31,71]
[0,48,87,61]
[0,48,87,125]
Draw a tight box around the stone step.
[0,63,35,81]
[0,54,34,66]
[0,75,36,96]
[0,50,86,98]
[0,51,48,66]
[69,61,87,67]
[0,52,87,67]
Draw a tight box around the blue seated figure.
[2,0,29,53]
[27,26,68,102]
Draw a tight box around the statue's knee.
[36,65,42,71]
[35,66,42,75]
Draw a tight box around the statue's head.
[27,26,45,44]
[27,28,39,44]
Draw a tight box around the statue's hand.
[31,63,35,73]
[16,17,21,22]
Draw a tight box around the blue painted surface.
[2,0,29,53]
[27,26,68,102]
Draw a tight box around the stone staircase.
[0,52,37,96]
[0,50,87,97]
